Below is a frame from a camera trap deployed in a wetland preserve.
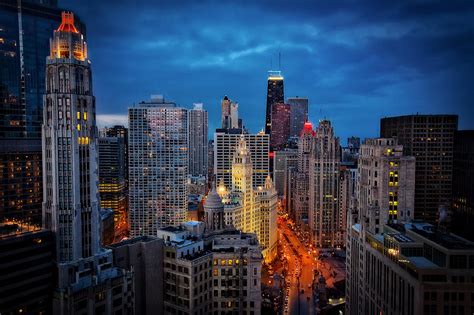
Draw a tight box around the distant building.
[208,139,215,182]
[273,150,298,197]
[98,136,128,241]
[342,136,360,164]
[451,130,474,241]
[0,225,54,314]
[109,236,165,315]
[221,96,239,129]
[381,115,458,224]
[265,71,284,135]
[214,131,269,188]
[270,102,291,151]
[103,125,129,181]
[287,97,308,137]
[308,120,343,247]
[128,95,188,236]
[188,103,208,177]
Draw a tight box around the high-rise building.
[381,115,458,224]
[270,102,291,151]
[98,137,128,241]
[103,124,129,180]
[287,97,308,137]
[0,0,84,227]
[0,225,54,314]
[214,131,269,188]
[221,95,239,129]
[265,71,284,135]
[357,138,416,234]
[273,149,298,197]
[451,130,474,241]
[42,12,134,314]
[308,120,343,247]
[157,221,263,315]
[128,95,188,236]
[188,103,208,177]
[293,121,315,226]
[346,221,474,315]
[109,236,165,315]
[342,136,361,164]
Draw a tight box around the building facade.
[273,149,298,197]
[188,103,208,177]
[214,131,269,188]
[287,97,308,137]
[265,71,284,135]
[98,136,128,241]
[128,95,188,236]
[42,13,134,314]
[221,95,239,129]
[380,115,458,224]
[308,120,343,247]
[270,102,290,151]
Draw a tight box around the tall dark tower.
[265,71,284,135]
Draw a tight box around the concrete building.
[98,136,128,241]
[0,225,54,314]
[221,96,239,129]
[358,138,416,234]
[451,130,474,241]
[265,71,284,135]
[293,122,315,227]
[157,221,263,315]
[188,103,208,178]
[308,120,343,248]
[214,130,269,188]
[287,97,308,137]
[381,114,458,224]
[273,149,298,197]
[42,13,134,314]
[254,176,278,262]
[346,221,474,315]
[270,102,291,151]
[128,95,188,236]
[109,236,165,315]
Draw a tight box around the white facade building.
[188,103,208,177]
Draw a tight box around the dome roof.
[205,187,223,209]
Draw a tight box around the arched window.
[47,68,54,93]
[76,68,84,94]
[84,69,90,94]
[58,67,66,93]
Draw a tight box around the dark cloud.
[61,0,474,142]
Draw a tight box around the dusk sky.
[61,0,474,143]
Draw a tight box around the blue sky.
[62,0,474,143]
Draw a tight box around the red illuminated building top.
[301,121,316,136]
[56,12,79,34]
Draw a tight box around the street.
[279,218,317,314]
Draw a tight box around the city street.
[279,218,317,314]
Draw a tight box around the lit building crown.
[50,11,87,61]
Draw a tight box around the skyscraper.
[265,71,284,135]
[0,0,84,226]
[308,120,343,247]
[128,95,188,236]
[98,137,128,241]
[221,95,239,129]
[287,97,308,137]
[270,102,290,151]
[188,103,208,177]
[43,11,99,262]
[42,12,134,313]
[381,115,458,224]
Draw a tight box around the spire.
[56,12,79,34]
[264,175,274,189]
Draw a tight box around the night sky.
[61,0,474,143]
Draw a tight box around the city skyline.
[61,1,473,141]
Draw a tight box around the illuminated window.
[77,111,81,120]
[213,259,218,265]
[221,260,226,266]
[83,112,87,120]
[77,124,81,131]
[213,269,218,276]
[228,259,233,265]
